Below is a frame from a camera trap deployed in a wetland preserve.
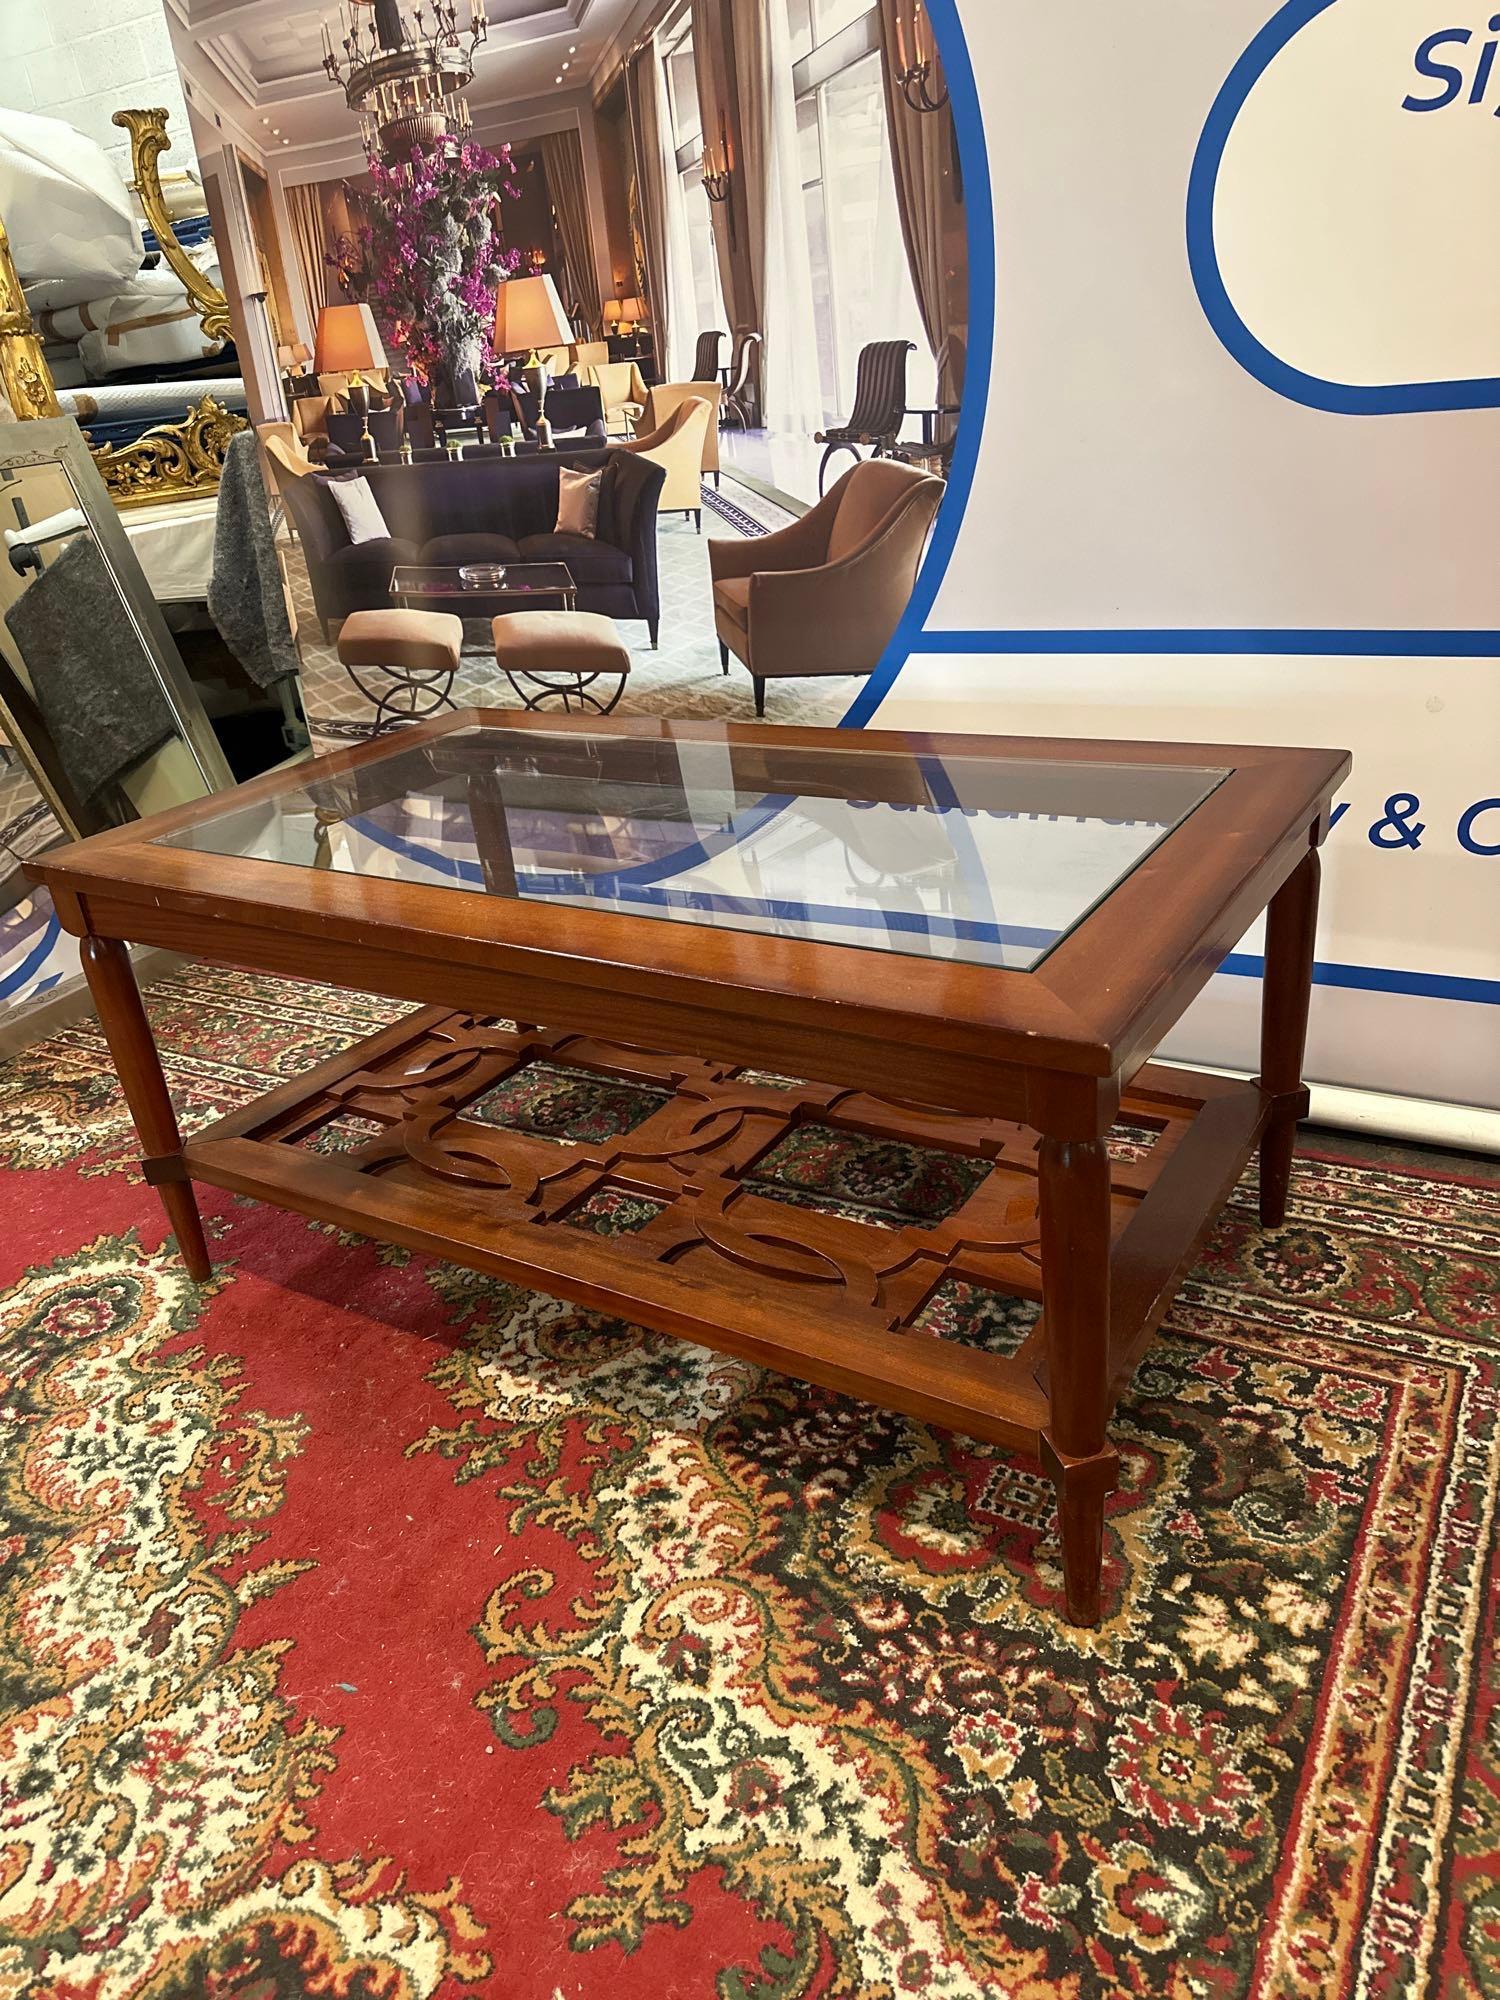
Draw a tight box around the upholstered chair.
[257,424,312,483]
[572,339,610,375]
[291,395,331,451]
[580,359,650,436]
[255,425,314,543]
[613,396,714,528]
[635,381,723,480]
[317,367,390,403]
[709,459,944,714]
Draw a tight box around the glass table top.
[391,563,575,598]
[155,724,1229,971]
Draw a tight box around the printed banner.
[875,0,1500,1119]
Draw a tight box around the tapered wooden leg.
[1257,848,1320,1228]
[1038,1134,1118,1626]
[80,936,211,1280]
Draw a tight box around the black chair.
[892,334,964,478]
[510,383,607,445]
[403,402,437,451]
[434,406,483,453]
[325,406,403,462]
[480,388,520,442]
[722,330,762,429]
[813,339,916,494]
[692,330,725,383]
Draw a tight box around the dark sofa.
[279,448,665,644]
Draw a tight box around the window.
[788,10,929,421]
[796,96,837,416]
[661,16,726,348]
[680,158,727,337]
[662,17,702,154]
[785,0,872,64]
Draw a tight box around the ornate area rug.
[0,964,1495,2000]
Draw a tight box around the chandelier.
[321,0,487,165]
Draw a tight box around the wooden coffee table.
[29,714,1349,1625]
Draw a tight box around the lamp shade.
[313,303,387,374]
[620,295,647,325]
[492,273,572,356]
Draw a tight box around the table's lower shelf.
[183,1008,1272,1457]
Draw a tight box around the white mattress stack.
[0,106,228,386]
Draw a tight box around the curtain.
[659,142,700,381]
[730,0,823,432]
[538,128,599,336]
[877,0,965,406]
[626,45,674,378]
[283,182,331,341]
[690,0,749,334]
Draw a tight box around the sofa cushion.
[326,535,419,575]
[366,456,565,546]
[517,532,632,585]
[556,466,603,538]
[326,473,390,544]
[419,532,522,566]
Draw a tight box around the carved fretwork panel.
[242,1011,1196,1351]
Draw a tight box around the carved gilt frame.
[0,107,247,510]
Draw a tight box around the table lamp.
[620,296,646,338]
[493,274,572,448]
[313,304,387,452]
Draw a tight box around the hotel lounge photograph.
[0,0,1491,1996]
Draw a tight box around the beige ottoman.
[337,608,464,733]
[491,609,632,715]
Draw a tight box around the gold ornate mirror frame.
[0,108,247,510]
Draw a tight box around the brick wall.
[0,0,194,174]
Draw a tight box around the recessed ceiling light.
[569,43,576,51]
[272,127,280,135]
[555,74,562,82]
[561,60,569,69]
[261,117,270,125]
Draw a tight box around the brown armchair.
[709,459,944,715]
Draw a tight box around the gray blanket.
[5,534,175,806]
[206,429,300,690]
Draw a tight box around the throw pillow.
[326,475,389,545]
[555,465,603,539]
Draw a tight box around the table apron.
[74,891,1065,1126]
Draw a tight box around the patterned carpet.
[0,962,1495,1999]
[288,479,860,745]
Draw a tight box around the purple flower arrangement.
[329,139,524,393]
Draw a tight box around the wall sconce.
[525,247,547,274]
[892,0,949,112]
[701,111,736,251]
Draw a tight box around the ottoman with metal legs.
[492,610,632,715]
[337,609,464,734]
